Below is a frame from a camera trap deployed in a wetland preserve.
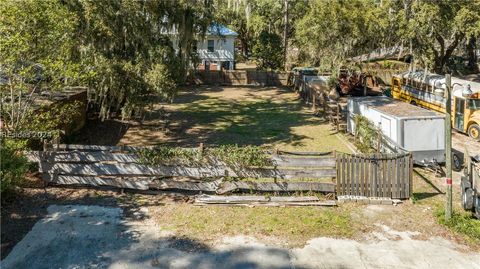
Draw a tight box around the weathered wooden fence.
[189,70,289,86]
[27,144,336,194]
[336,153,413,199]
[28,143,413,199]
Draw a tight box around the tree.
[252,31,284,70]
[295,0,385,70]
[403,0,480,73]
[295,0,480,74]
[215,0,307,63]
[0,0,81,130]
[1,0,215,122]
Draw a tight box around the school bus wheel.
[468,124,480,141]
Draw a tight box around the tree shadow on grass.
[162,88,320,147]
[68,86,333,147]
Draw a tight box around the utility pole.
[283,0,289,71]
[445,74,453,221]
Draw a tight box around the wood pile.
[194,195,337,207]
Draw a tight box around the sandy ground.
[2,205,479,269]
[452,131,480,157]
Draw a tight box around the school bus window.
[468,99,480,110]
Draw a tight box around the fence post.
[336,104,340,131]
[199,143,204,158]
[312,92,316,113]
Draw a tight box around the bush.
[0,139,29,194]
[252,31,284,70]
[435,207,480,242]
[354,115,377,153]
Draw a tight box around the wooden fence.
[336,153,413,199]
[27,144,336,194]
[189,70,290,86]
[28,144,413,199]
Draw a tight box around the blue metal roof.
[207,23,238,36]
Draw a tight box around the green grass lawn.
[121,86,353,153]
[151,204,358,246]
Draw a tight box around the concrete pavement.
[2,205,479,269]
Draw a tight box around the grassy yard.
[117,86,353,153]
[151,204,359,246]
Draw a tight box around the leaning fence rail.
[27,144,337,194]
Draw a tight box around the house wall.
[197,36,235,70]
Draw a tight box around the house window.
[207,40,214,52]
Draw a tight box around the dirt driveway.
[2,204,479,269]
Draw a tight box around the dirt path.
[2,205,479,269]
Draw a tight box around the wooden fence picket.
[336,152,412,199]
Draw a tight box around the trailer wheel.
[452,153,462,172]
[462,188,474,210]
[468,124,480,141]
[475,196,480,219]
[461,176,471,190]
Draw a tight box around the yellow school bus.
[391,71,480,141]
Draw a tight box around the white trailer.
[347,96,446,164]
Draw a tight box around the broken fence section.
[28,144,413,199]
[27,144,337,195]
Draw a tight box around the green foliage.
[252,31,284,70]
[296,0,389,69]
[354,115,377,153]
[327,76,339,89]
[295,0,480,73]
[145,63,177,103]
[1,0,214,121]
[208,145,272,167]
[24,102,82,137]
[0,0,83,91]
[435,208,480,242]
[214,0,308,60]
[0,139,29,194]
[139,145,272,169]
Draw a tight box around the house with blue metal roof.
[196,24,238,71]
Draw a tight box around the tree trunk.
[241,38,249,58]
[466,36,479,73]
[433,33,464,74]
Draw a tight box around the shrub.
[252,31,284,70]
[0,139,29,194]
[435,207,480,242]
